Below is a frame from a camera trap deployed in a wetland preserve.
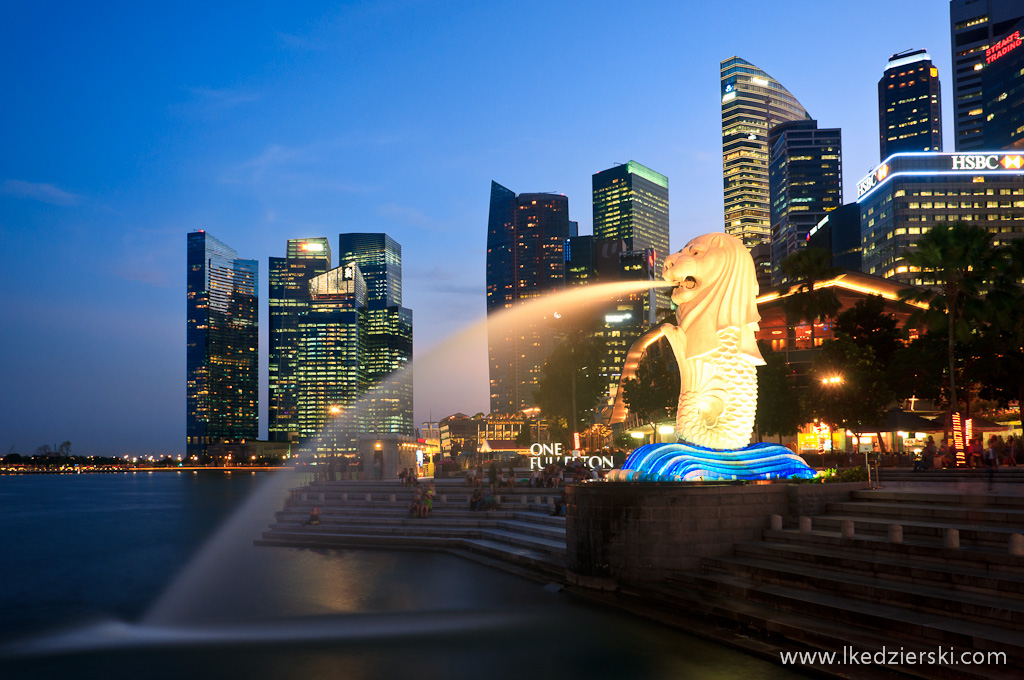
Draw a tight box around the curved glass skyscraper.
[721,57,811,250]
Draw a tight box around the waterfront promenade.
[261,469,1024,679]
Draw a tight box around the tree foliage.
[621,358,677,430]
[534,329,606,446]
[804,336,893,442]
[754,347,803,442]
[834,295,904,367]
[899,221,1000,417]
[781,247,843,345]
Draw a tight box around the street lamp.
[571,365,588,452]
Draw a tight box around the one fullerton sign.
[527,443,613,471]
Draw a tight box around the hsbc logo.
[950,154,1023,170]
[859,153,1024,200]
[952,154,995,170]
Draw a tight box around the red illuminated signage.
[986,30,1022,64]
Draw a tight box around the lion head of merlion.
[662,232,764,365]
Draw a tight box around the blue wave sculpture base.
[616,441,817,482]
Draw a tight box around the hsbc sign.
[858,153,1024,199]
[950,154,1017,170]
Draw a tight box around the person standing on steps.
[488,461,498,495]
[985,435,999,491]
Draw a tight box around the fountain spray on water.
[0,277,677,656]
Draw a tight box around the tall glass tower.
[592,160,669,317]
[878,50,942,160]
[297,263,368,455]
[338,233,402,306]
[768,120,843,285]
[337,233,413,436]
[268,238,332,443]
[950,0,1024,150]
[721,57,811,250]
[186,231,258,460]
[486,181,572,414]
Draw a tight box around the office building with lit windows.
[950,0,1024,151]
[486,182,573,414]
[768,120,843,285]
[564,236,655,408]
[186,231,258,460]
[338,233,403,307]
[268,238,332,444]
[721,57,811,253]
[807,203,863,273]
[982,17,1024,150]
[337,233,413,437]
[592,161,669,316]
[856,151,1024,283]
[296,263,368,455]
[878,49,942,160]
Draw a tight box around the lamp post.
[571,365,588,453]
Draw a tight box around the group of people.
[397,467,419,486]
[407,482,435,518]
[322,456,364,481]
[914,434,1019,471]
[965,434,1018,469]
[464,463,517,492]
[468,487,498,511]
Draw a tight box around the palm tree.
[781,247,842,348]
[898,221,1000,427]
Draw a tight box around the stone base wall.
[566,481,867,587]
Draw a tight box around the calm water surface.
[0,472,800,680]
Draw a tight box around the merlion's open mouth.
[683,276,697,290]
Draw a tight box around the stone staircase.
[625,487,1024,679]
[256,479,567,581]
[879,468,1024,485]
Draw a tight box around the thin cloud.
[221,139,392,190]
[378,203,448,231]
[188,86,262,110]
[2,180,82,206]
[406,266,479,296]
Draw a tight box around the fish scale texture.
[676,327,757,450]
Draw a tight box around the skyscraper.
[186,231,258,460]
[856,151,1024,283]
[878,49,943,160]
[721,57,811,250]
[950,0,1024,151]
[486,182,572,414]
[337,233,413,436]
[982,17,1024,150]
[338,233,402,306]
[592,161,669,318]
[768,120,843,285]
[268,238,332,444]
[565,236,654,408]
[296,263,367,455]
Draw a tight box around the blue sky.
[0,0,953,456]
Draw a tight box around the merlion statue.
[608,232,815,481]
[660,232,765,449]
